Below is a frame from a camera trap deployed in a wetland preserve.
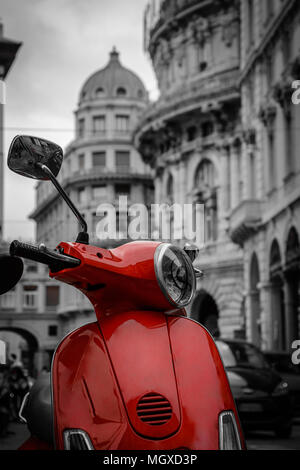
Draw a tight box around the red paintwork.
[51,241,178,318]
[29,241,245,449]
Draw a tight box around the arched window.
[250,252,261,347]
[270,239,282,277]
[116,87,127,97]
[166,173,174,203]
[195,159,215,189]
[95,87,105,98]
[286,227,300,266]
[194,159,217,242]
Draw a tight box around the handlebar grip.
[10,240,80,272]
[10,241,48,263]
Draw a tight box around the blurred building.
[233,0,300,351]
[136,0,300,350]
[0,255,60,373]
[29,48,154,338]
[0,21,21,239]
[136,0,244,339]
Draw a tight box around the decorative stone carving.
[258,104,277,133]
[242,128,256,146]
[272,81,293,118]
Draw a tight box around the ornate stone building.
[231,0,300,351]
[136,0,245,339]
[0,22,21,239]
[136,0,300,351]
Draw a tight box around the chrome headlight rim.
[154,243,196,308]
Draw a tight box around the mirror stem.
[36,163,89,244]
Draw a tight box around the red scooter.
[5,135,245,450]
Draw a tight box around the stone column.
[230,140,240,210]
[217,142,230,237]
[246,289,261,347]
[283,273,300,349]
[258,282,273,351]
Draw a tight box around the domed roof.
[79,48,148,104]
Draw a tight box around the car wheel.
[274,423,292,439]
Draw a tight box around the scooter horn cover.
[0,255,24,295]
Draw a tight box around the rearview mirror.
[0,255,24,295]
[7,135,63,180]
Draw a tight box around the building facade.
[136,0,300,350]
[0,22,21,239]
[231,0,300,351]
[136,0,245,339]
[29,48,154,339]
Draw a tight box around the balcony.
[229,200,262,246]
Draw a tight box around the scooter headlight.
[154,244,196,308]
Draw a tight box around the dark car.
[264,351,300,418]
[216,339,293,438]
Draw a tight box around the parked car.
[264,351,300,418]
[216,339,293,437]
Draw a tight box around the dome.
[79,48,148,104]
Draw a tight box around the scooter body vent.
[137,393,173,426]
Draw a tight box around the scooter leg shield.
[51,313,243,450]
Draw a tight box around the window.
[95,87,105,98]
[195,159,215,188]
[48,325,58,337]
[187,126,197,142]
[115,151,130,172]
[116,115,129,132]
[201,121,214,138]
[46,286,60,308]
[78,118,85,138]
[92,185,106,201]
[26,263,38,273]
[115,184,131,197]
[92,152,106,168]
[1,288,16,309]
[249,152,256,198]
[78,154,85,171]
[116,87,127,97]
[195,160,217,242]
[23,285,38,309]
[93,115,106,134]
[268,131,276,190]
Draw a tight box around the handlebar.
[10,240,81,273]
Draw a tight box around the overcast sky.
[1,0,158,242]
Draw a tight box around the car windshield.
[216,341,269,370]
[266,356,300,375]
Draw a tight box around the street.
[0,422,300,451]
